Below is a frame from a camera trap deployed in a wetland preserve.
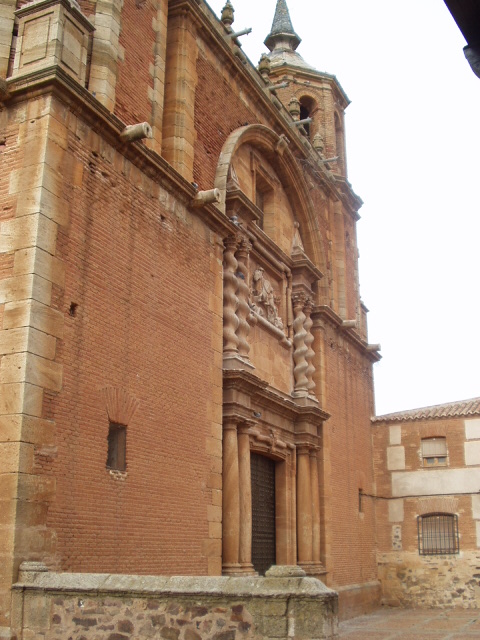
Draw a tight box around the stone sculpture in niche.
[250,267,284,330]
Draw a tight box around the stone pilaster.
[310,447,323,569]
[162,4,198,181]
[89,0,124,111]
[0,0,15,77]
[333,202,346,319]
[0,93,70,634]
[148,1,168,153]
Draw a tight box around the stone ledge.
[13,569,337,600]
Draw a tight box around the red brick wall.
[193,52,259,190]
[115,1,156,127]
[42,123,218,575]
[319,321,377,588]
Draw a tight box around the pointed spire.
[264,0,301,52]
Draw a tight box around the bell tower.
[262,0,350,178]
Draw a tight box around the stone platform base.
[10,565,338,639]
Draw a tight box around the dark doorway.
[251,453,276,575]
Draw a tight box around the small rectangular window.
[418,513,459,555]
[107,423,126,471]
[421,437,447,466]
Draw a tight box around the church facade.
[1,0,477,637]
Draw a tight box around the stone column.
[304,298,316,397]
[222,419,240,574]
[292,294,308,397]
[234,239,251,361]
[311,314,327,408]
[289,450,297,565]
[310,448,321,565]
[222,236,239,358]
[148,2,168,153]
[333,202,347,319]
[237,423,254,574]
[162,5,198,181]
[296,445,313,565]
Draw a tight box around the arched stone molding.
[214,124,326,275]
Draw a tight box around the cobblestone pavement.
[338,607,480,639]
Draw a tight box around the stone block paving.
[338,607,480,640]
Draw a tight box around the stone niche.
[11,566,339,639]
[12,0,94,84]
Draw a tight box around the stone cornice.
[269,65,351,108]
[291,251,324,284]
[3,65,235,237]
[312,305,381,363]
[223,369,329,424]
[332,176,363,219]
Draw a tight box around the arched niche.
[214,124,326,275]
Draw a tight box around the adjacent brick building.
[373,398,480,608]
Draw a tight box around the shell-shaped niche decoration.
[102,386,139,426]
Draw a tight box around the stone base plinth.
[11,569,339,639]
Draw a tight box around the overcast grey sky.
[207,0,480,415]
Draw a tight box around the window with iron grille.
[421,437,447,466]
[417,513,459,555]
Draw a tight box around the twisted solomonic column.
[235,239,251,361]
[223,236,239,356]
[304,298,316,397]
[292,293,308,396]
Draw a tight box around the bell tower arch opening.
[299,95,316,139]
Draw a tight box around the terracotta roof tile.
[372,397,480,423]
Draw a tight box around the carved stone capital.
[292,292,307,309]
